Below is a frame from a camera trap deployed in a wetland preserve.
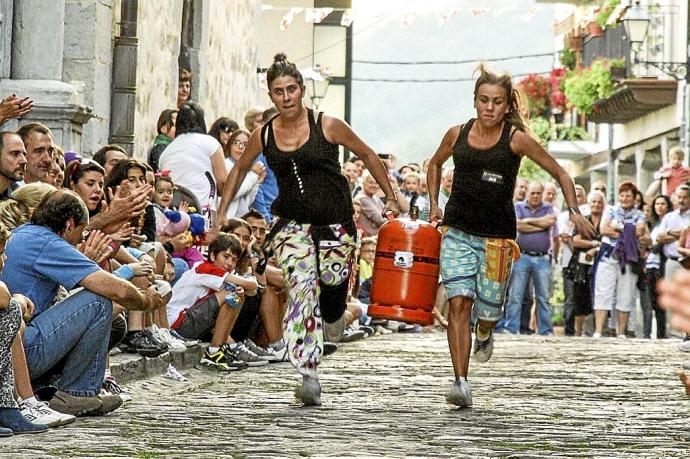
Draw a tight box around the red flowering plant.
[548,68,568,112]
[517,74,551,117]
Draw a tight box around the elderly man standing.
[658,185,690,343]
[501,181,557,335]
[1,190,166,417]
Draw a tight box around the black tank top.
[262,109,354,226]
[443,118,522,239]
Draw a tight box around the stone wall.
[133,0,183,160]
[63,0,115,156]
[197,0,260,131]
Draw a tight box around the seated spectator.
[159,102,226,223]
[0,282,48,435]
[104,159,186,355]
[147,109,177,172]
[223,129,265,219]
[167,233,259,371]
[92,144,127,179]
[356,173,408,236]
[0,190,167,416]
[249,107,279,222]
[209,117,239,149]
[0,221,75,429]
[0,182,57,230]
[223,218,282,364]
[16,123,55,184]
[0,131,27,201]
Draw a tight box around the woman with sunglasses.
[209,117,240,149]
[223,129,266,220]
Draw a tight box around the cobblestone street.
[1,332,689,458]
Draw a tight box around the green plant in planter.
[557,126,590,141]
[561,47,577,70]
[529,116,554,147]
[563,60,614,115]
[596,0,621,28]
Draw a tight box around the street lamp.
[302,64,331,110]
[623,1,687,80]
[622,1,650,52]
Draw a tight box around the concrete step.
[110,344,205,384]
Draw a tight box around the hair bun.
[273,52,288,63]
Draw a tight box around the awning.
[588,79,678,124]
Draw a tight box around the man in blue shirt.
[500,181,556,335]
[1,190,166,417]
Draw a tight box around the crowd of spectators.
[0,69,423,435]
[2,67,690,434]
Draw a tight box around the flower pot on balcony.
[610,66,626,81]
[586,21,604,37]
[569,34,584,52]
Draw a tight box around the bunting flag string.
[269,4,546,32]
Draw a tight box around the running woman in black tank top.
[426,65,595,408]
[216,54,400,407]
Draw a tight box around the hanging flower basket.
[586,21,604,37]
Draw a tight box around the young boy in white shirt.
[167,232,259,370]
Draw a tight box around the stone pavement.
[1,332,690,458]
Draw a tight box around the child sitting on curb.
[166,233,259,371]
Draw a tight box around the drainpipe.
[606,125,615,205]
[109,0,138,156]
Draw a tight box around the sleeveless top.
[442,118,522,239]
[262,109,355,226]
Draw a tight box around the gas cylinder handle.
[431,218,442,230]
[383,210,397,222]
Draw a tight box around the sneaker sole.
[240,360,269,367]
[199,359,234,372]
[12,428,49,435]
[445,393,472,408]
[46,416,77,427]
[295,387,321,406]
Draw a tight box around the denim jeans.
[172,257,189,285]
[503,254,553,335]
[23,289,113,397]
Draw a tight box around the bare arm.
[427,126,461,221]
[79,270,162,311]
[224,273,258,295]
[322,115,399,214]
[217,129,263,223]
[517,220,548,233]
[599,213,622,239]
[511,130,595,239]
[210,147,228,195]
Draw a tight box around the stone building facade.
[0,0,259,160]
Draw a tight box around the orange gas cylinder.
[368,211,441,325]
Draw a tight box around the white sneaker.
[592,332,602,339]
[20,397,76,427]
[616,334,628,339]
[446,378,473,408]
[151,326,186,353]
[679,341,690,352]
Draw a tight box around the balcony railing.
[582,25,632,77]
